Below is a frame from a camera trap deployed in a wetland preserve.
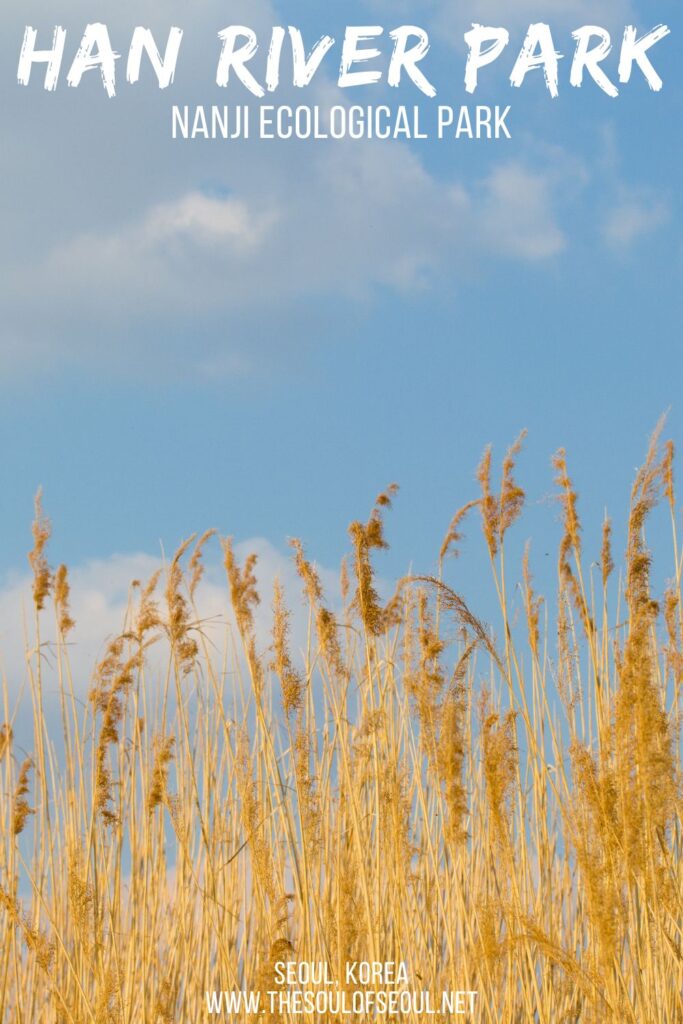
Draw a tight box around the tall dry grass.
[0,429,681,1023]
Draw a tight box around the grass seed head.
[54,563,75,636]
[149,735,175,814]
[271,579,304,718]
[28,488,52,611]
[12,757,35,836]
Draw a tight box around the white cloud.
[36,190,280,316]
[385,0,637,44]
[0,541,339,707]
[477,162,566,260]
[601,186,668,250]
[4,138,568,349]
[0,0,577,379]
[362,0,637,51]
[1,0,656,380]
[453,0,635,29]
[143,192,275,247]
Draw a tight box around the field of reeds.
[0,426,682,1023]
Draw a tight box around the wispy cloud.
[2,134,569,374]
[477,162,567,260]
[365,0,637,45]
[0,0,664,381]
[601,185,669,250]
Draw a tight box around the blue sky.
[1,0,681,614]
